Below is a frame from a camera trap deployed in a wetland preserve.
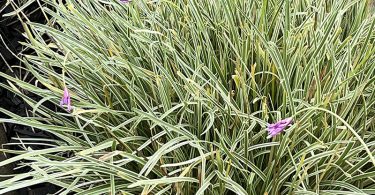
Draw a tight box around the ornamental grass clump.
[0,0,375,194]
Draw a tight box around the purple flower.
[120,0,129,3]
[267,118,293,138]
[60,87,72,111]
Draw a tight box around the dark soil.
[0,1,59,195]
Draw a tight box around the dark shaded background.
[0,1,58,194]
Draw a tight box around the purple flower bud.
[267,118,293,138]
[60,87,72,111]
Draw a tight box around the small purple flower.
[60,87,72,111]
[120,0,129,3]
[267,118,293,138]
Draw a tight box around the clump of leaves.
[0,0,374,194]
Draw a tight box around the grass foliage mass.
[1,0,375,194]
